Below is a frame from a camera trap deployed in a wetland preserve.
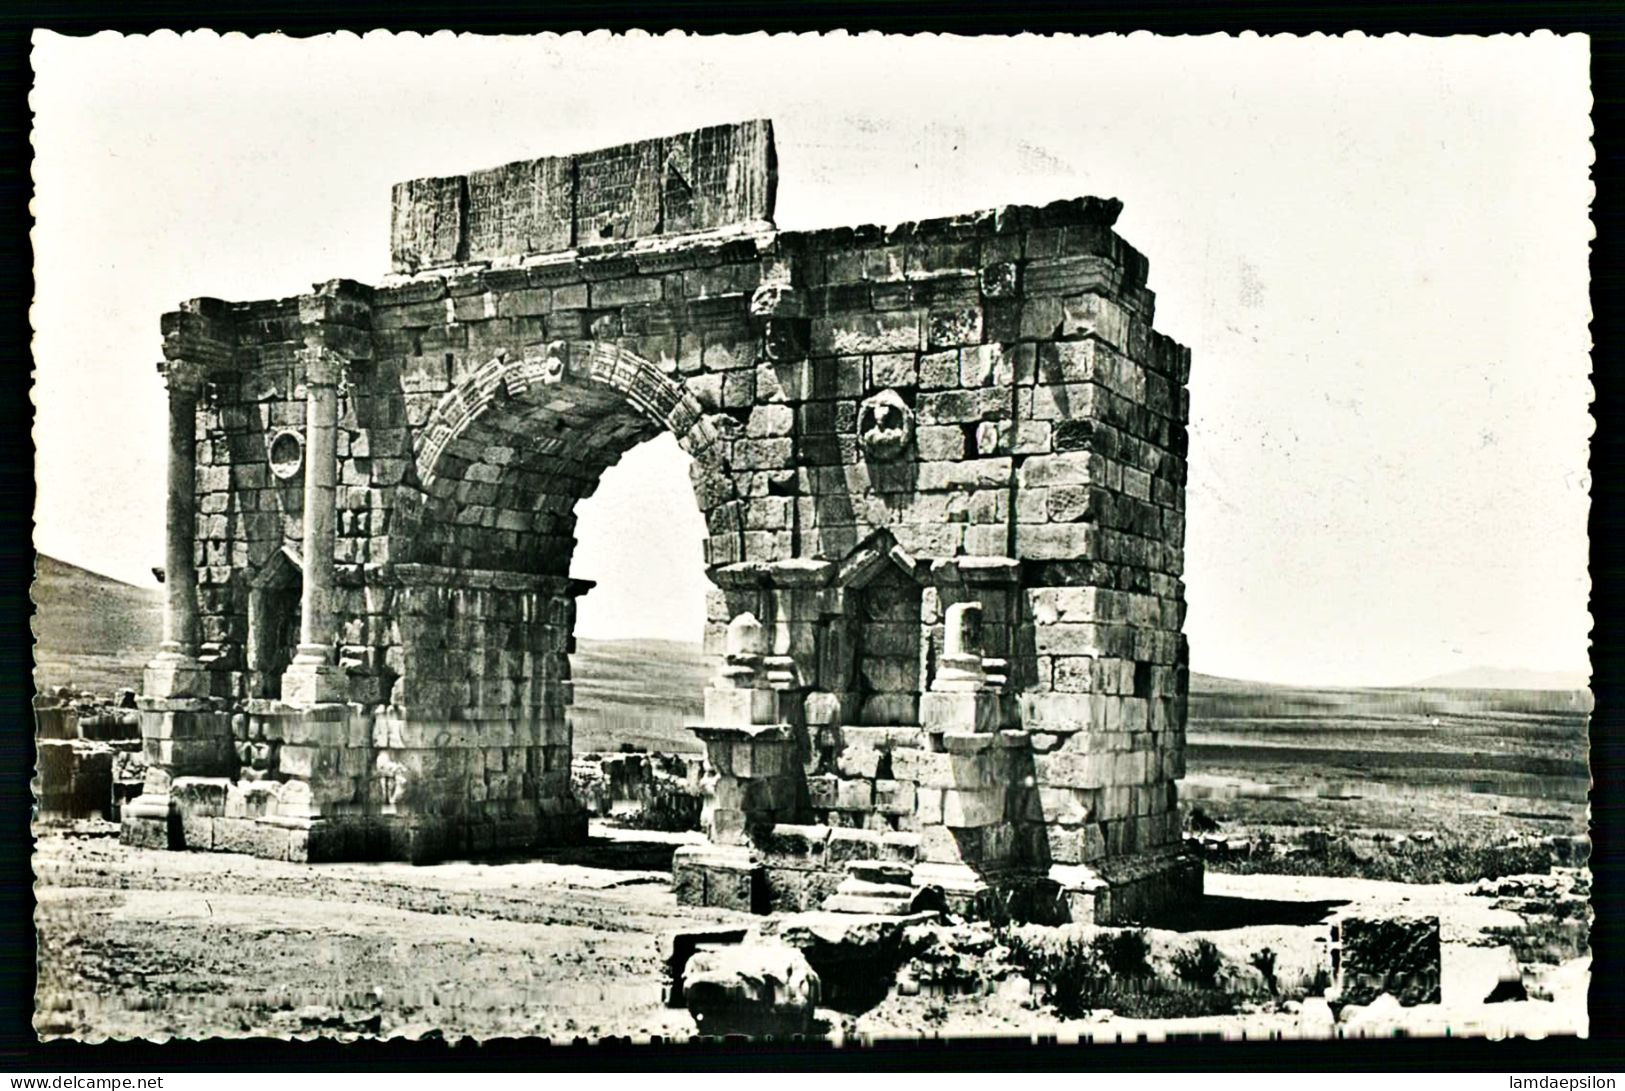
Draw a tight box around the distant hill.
[32,554,163,694]
[571,637,715,714]
[1190,671,1281,693]
[1409,666,1591,691]
[568,636,717,755]
[30,550,1592,722]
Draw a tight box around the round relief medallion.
[857,389,915,462]
[268,429,305,480]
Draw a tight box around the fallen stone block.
[36,740,113,820]
[777,910,939,1012]
[1332,915,1442,1007]
[672,844,765,912]
[1338,991,1409,1037]
[684,943,820,1037]
[659,928,750,1008]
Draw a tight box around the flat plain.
[29,555,1592,1040]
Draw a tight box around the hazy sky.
[31,31,1592,686]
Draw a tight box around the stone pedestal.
[672,843,765,912]
[919,691,1005,734]
[121,693,234,850]
[692,723,803,844]
[1048,847,1204,925]
[279,661,348,707]
[141,658,209,701]
[703,686,780,726]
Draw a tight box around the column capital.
[157,358,209,398]
[298,279,373,327]
[300,322,374,377]
[299,346,346,387]
[161,307,235,370]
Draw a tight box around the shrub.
[1202,829,1588,885]
[1094,930,1152,980]
[1188,807,1221,834]
[1171,939,1226,990]
[1249,946,1279,994]
[1003,928,1239,1020]
[1003,930,1110,1019]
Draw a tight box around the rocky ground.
[32,824,1589,1043]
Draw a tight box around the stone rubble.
[1329,915,1442,1007]
[682,942,821,1037]
[34,687,147,822]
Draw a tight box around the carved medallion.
[267,429,305,480]
[857,389,915,461]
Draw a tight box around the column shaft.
[295,375,338,659]
[159,381,201,656]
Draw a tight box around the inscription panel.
[466,156,574,261]
[388,121,778,271]
[390,176,465,273]
[575,137,663,243]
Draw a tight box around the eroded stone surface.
[1333,915,1443,1007]
[683,942,820,1036]
[128,120,1198,923]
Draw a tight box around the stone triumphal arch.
[122,120,1200,922]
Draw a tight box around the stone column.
[280,347,347,706]
[143,359,208,699]
[125,357,220,849]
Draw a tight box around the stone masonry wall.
[141,121,1193,898]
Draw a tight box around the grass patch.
[1201,831,1588,884]
[1484,915,1591,966]
[1000,928,1250,1020]
[1170,939,1225,990]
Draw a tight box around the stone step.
[823,864,933,915]
[823,891,917,915]
[847,860,913,886]
[833,876,913,900]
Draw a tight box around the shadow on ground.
[1139,893,1348,932]
[516,836,683,872]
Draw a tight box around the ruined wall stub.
[123,120,1199,923]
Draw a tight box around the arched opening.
[568,431,712,754]
[389,342,735,845]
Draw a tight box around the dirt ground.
[32,824,1589,1043]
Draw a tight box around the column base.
[934,653,988,691]
[279,660,348,706]
[673,843,766,912]
[119,793,178,849]
[143,653,209,699]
